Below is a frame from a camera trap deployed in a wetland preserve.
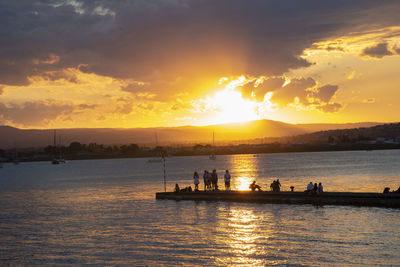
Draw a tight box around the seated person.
[249,181,262,191]
[383,187,390,194]
[174,184,180,193]
[305,182,313,193]
[181,186,193,192]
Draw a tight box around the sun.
[207,88,260,125]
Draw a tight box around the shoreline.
[2,146,400,163]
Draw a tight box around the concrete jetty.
[156,191,400,208]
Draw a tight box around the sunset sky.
[1,0,400,129]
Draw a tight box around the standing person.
[203,170,209,191]
[317,182,323,193]
[270,180,276,191]
[193,171,200,191]
[206,170,212,190]
[211,169,218,190]
[224,170,231,190]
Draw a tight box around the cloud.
[32,54,60,65]
[0,101,73,126]
[362,98,375,103]
[121,83,150,94]
[238,76,285,101]
[361,42,394,58]
[1,0,400,89]
[115,97,133,114]
[271,77,316,105]
[77,104,97,109]
[318,102,343,113]
[236,75,342,112]
[312,84,338,103]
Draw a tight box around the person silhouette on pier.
[193,171,200,191]
[224,170,231,190]
[249,181,262,191]
[203,170,209,191]
[211,169,218,190]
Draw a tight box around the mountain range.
[0,120,382,149]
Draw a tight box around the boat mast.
[213,132,215,147]
[54,130,57,147]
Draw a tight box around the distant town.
[1,122,400,162]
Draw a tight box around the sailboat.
[209,132,216,160]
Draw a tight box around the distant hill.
[0,120,384,149]
[288,122,400,144]
[296,122,381,132]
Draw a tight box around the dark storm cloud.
[1,0,400,87]
[361,43,394,58]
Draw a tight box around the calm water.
[1,150,400,265]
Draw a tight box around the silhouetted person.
[317,182,323,193]
[193,171,200,191]
[203,170,209,191]
[211,169,218,190]
[224,170,231,190]
[249,181,262,191]
[383,187,390,194]
[395,186,400,194]
[270,179,281,192]
[306,182,313,193]
[206,171,212,190]
[275,179,281,192]
[174,184,180,193]
[312,183,318,194]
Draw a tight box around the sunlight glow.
[209,90,260,124]
[205,76,262,125]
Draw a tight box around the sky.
[1,0,400,129]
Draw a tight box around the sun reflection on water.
[214,205,285,266]
[229,155,260,191]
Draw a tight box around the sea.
[1,150,400,266]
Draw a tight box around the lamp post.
[162,152,166,192]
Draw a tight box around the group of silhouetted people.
[175,173,329,194]
[249,179,282,192]
[196,169,231,191]
[305,181,323,194]
[270,179,281,192]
